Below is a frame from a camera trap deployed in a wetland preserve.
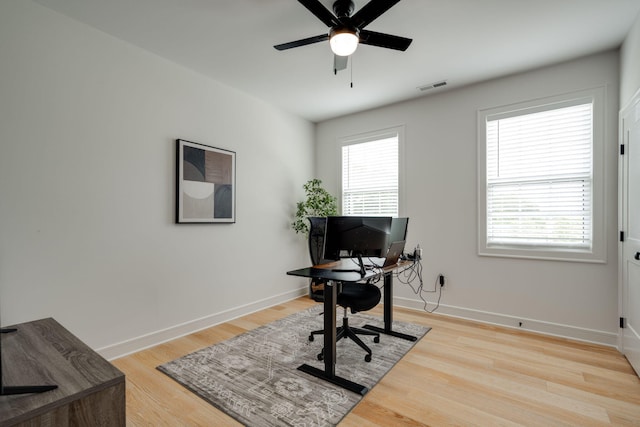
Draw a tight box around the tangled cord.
[394,258,442,313]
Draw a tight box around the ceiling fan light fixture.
[330,28,359,56]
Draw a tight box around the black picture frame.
[176,139,236,223]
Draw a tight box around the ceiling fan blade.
[359,29,412,51]
[298,0,340,28]
[351,0,401,29]
[334,54,348,74]
[274,34,329,51]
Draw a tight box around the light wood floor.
[112,297,640,426]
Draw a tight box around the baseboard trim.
[394,296,618,347]
[98,287,308,360]
[98,289,617,360]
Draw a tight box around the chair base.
[309,313,380,362]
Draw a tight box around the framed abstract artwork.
[176,139,236,223]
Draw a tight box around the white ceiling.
[35,0,640,122]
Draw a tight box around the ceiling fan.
[274,0,412,74]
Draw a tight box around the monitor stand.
[1,328,58,395]
[355,253,366,276]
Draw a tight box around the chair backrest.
[307,217,327,265]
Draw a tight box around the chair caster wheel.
[317,352,324,361]
[309,335,314,342]
[365,354,372,362]
[373,336,380,343]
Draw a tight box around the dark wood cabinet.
[0,318,125,426]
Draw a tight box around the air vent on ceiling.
[417,81,448,91]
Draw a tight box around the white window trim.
[338,125,406,217]
[477,87,607,263]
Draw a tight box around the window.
[478,88,605,262]
[340,127,404,216]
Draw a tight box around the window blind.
[342,136,398,216]
[486,102,593,249]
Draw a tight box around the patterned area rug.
[158,305,430,426]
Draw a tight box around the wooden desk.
[0,318,125,426]
[287,258,416,395]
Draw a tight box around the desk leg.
[298,280,368,396]
[363,272,417,342]
[323,279,337,377]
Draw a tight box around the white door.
[620,91,640,376]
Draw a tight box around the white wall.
[621,10,640,107]
[316,51,620,345]
[0,1,313,358]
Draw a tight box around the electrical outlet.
[438,274,445,287]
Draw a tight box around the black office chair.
[309,281,381,362]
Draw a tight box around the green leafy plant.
[292,179,338,235]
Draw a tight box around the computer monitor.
[388,217,409,248]
[323,216,392,275]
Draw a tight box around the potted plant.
[292,179,338,237]
[292,179,338,300]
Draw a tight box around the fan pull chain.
[350,55,354,88]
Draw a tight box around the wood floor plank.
[112,297,640,426]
